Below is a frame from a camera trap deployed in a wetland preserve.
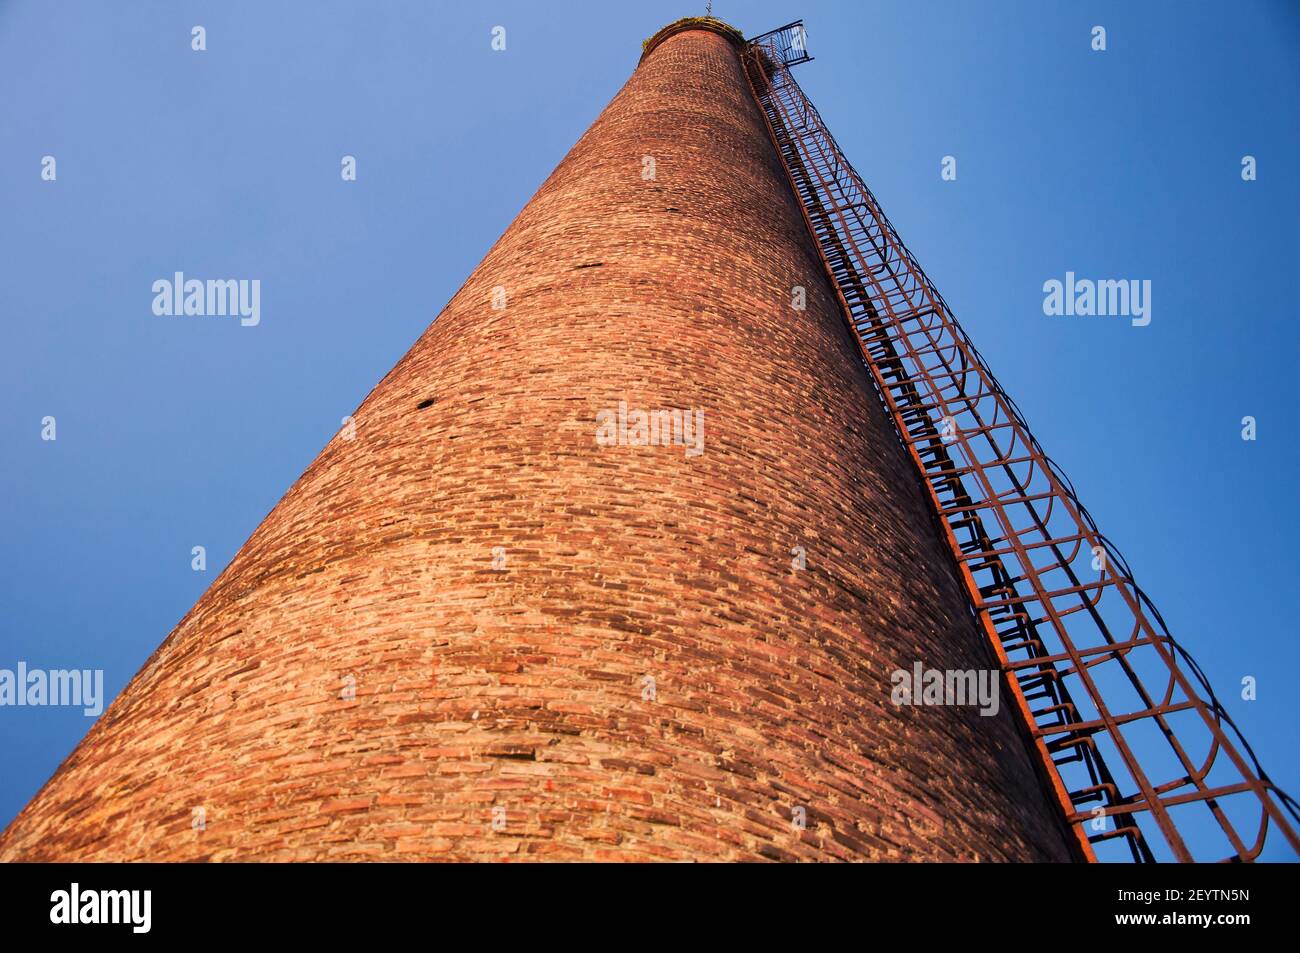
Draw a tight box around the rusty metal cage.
[744,21,1300,862]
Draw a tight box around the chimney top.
[640,16,745,62]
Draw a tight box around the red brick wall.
[0,27,1072,861]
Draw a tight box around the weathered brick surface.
[0,27,1072,861]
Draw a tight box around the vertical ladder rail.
[742,25,1300,862]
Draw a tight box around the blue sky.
[1,1,1297,859]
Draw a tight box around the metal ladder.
[743,21,1300,862]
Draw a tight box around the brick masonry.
[0,26,1073,861]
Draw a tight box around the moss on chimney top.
[640,17,745,61]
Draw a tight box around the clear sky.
[1,1,1297,859]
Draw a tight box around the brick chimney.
[0,20,1072,861]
